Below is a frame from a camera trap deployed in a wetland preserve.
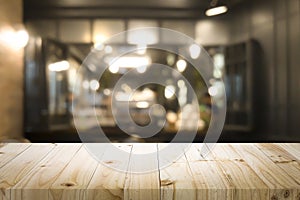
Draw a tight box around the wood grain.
[158,146,196,200]
[185,144,206,161]
[49,146,99,200]
[124,144,160,200]
[279,143,300,161]
[186,145,233,200]
[0,143,299,200]
[0,143,31,168]
[210,144,269,199]
[11,144,81,200]
[157,143,187,163]
[0,144,55,200]
[232,144,300,200]
[257,144,300,188]
[86,144,132,200]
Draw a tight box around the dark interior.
[21,0,300,142]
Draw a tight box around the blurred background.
[0,0,299,142]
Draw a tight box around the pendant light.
[205,0,228,17]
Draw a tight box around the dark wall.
[229,0,300,140]
[23,0,244,19]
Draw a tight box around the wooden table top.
[0,143,299,200]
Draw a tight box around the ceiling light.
[109,64,119,74]
[136,101,150,109]
[189,44,201,59]
[0,26,29,50]
[90,80,100,91]
[109,56,151,73]
[208,85,218,96]
[165,85,176,99]
[103,89,111,96]
[48,60,70,72]
[205,5,228,16]
[176,60,187,72]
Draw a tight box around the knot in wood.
[61,182,76,187]
[284,190,290,198]
[161,179,174,186]
[271,195,278,200]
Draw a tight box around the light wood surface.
[0,143,299,200]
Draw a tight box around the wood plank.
[157,143,187,163]
[185,144,207,161]
[231,144,300,200]
[0,191,9,200]
[11,144,82,200]
[279,143,300,196]
[49,147,99,200]
[216,160,269,199]
[256,144,298,163]
[295,190,300,200]
[202,143,244,161]
[188,143,247,162]
[190,161,233,200]
[0,143,298,200]
[196,143,221,160]
[186,145,233,200]
[0,143,31,168]
[159,151,196,200]
[85,144,132,200]
[279,143,300,161]
[124,144,160,200]
[256,144,300,189]
[210,144,269,199]
[0,144,55,200]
